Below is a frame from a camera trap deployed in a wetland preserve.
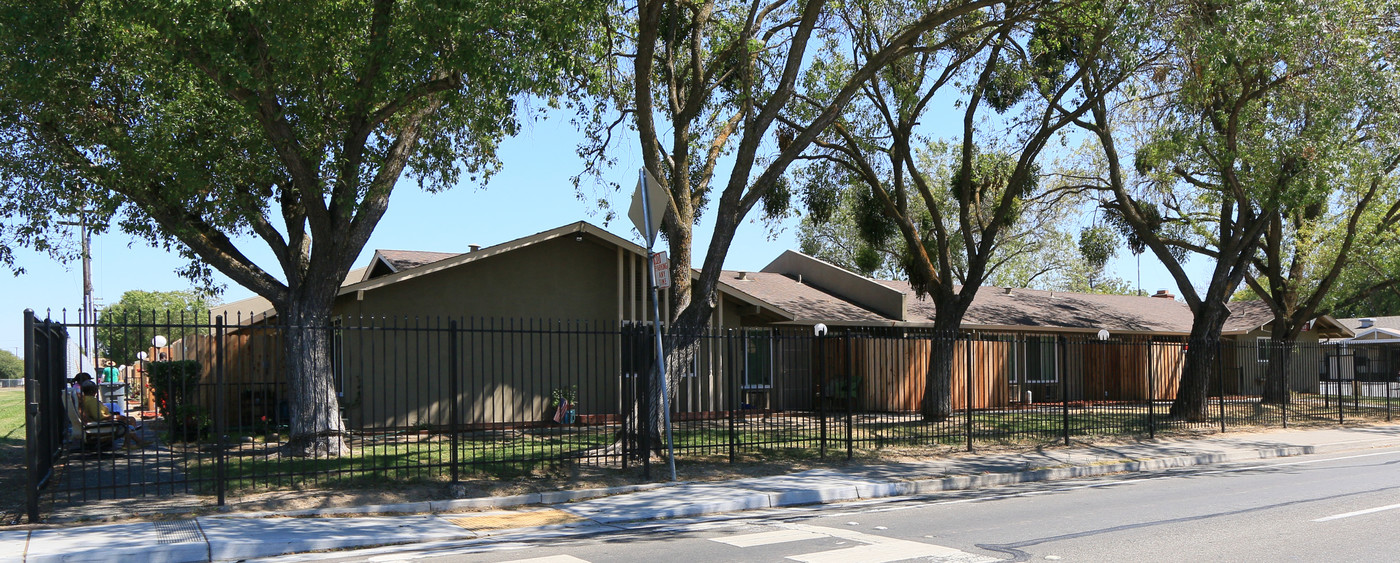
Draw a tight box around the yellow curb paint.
[448,509,585,531]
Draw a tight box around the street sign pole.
[638,168,677,482]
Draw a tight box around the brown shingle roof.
[880,281,1195,333]
[376,250,461,271]
[1220,300,1276,334]
[725,265,1298,336]
[720,271,891,323]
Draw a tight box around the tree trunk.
[1169,306,1228,421]
[281,291,348,457]
[1262,337,1292,405]
[921,333,956,421]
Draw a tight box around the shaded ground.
[17,394,1397,526]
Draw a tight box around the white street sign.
[652,251,671,290]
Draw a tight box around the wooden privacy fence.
[848,335,1189,412]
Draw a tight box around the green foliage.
[854,189,899,249]
[0,0,606,450]
[550,385,577,408]
[796,181,916,280]
[97,290,214,365]
[146,360,201,417]
[761,176,793,221]
[1078,226,1116,272]
[0,0,606,289]
[853,246,886,278]
[824,375,862,401]
[801,165,842,224]
[0,350,20,380]
[169,404,212,442]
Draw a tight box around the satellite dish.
[151,335,168,348]
[814,323,828,337]
[1096,329,1110,341]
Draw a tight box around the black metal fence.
[22,311,1397,521]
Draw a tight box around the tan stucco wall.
[331,236,650,428]
[1225,329,1326,395]
[337,236,627,321]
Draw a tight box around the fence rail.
[22,311,1396,521]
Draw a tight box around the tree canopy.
[0,0,606,455]
[0,349,20,379]
[97,290,215,365]
[1079,0,1400,418]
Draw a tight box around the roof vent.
[1003,287,1013,295]
[468,244,481,252]
[1152,289,1175,299]
[737,271,748,280]
[1360,317,1376,329]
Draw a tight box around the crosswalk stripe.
[497,556,591,563]
[711,529,830,547]
[776,524,996,563]
[788,542,994,563]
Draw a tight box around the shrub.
[169,404,211,442]
[147,360,201,417]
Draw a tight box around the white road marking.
[775,524,997,563]
[1313,502,1400,522]
[496,556,591,563]
[711,529,829,547]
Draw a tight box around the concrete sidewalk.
[5,424,1400,563]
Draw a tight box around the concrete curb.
[210,483,673,519]
[204,441,1389,522]
[15,431,1400,563]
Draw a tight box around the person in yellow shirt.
[79,381,146,449]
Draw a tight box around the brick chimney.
[1151,289,1175,299]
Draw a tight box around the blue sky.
[0,110,1210,358]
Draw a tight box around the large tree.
[1083,0,1391,419]
[581,0,1014,331]
[794,0,1145,420]
[578,0,1019,452]
[0,0,604,455]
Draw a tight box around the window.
[743,330,772,389]
[1023,336,1058,383]
[1256,337,1270,363]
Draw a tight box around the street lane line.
[712,529,828,547]
[496,556,590,563]
[1313,502,1400,522]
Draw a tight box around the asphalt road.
[268,445,1400,563]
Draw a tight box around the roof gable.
[364,250,461,281]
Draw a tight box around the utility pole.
[59,212,95,368]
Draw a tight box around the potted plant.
[550,385,578,424]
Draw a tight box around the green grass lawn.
[0,388,27,523]
[191,428,618,493]
[110,394,1400,498]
